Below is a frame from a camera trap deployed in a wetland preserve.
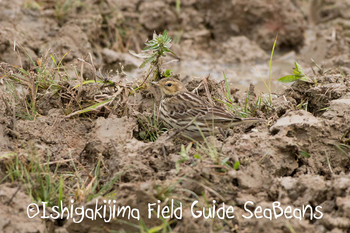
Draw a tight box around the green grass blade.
[73,80,114,89]
[50,54,57,66]
[58,175,64,212]
[223,72,232,102]
[65,98,114,117]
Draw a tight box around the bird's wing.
[179,92,239,122]
[202,106,242,124]
[202,106,263,126]
[162,92,208,126]
[164,92,241,126]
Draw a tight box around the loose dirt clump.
[283,72,350,115]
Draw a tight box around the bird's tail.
[230,117,265,126]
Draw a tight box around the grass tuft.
[130,30,178,90]
[136,104,167,142]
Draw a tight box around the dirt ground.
[1,0,350,233]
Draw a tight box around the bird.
[151,77,262,140]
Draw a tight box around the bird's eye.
[167,83,172,87]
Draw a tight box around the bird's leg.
[218,128,226,137]
[162,144,168,156]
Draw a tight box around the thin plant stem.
[268,35,278,105]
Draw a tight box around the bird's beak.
[150,81,159,86]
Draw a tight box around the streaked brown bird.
[151,78,262,139]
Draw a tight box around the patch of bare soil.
[1,0,350,233]
[0,184,45,233]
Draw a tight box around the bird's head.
[151,78,187,96]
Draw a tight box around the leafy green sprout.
[299,151,310,158]
[278,61,316,84]
[130,30,177,81]
[162,69,173,78]
[141,30,176,67]
[233,160,240,170]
